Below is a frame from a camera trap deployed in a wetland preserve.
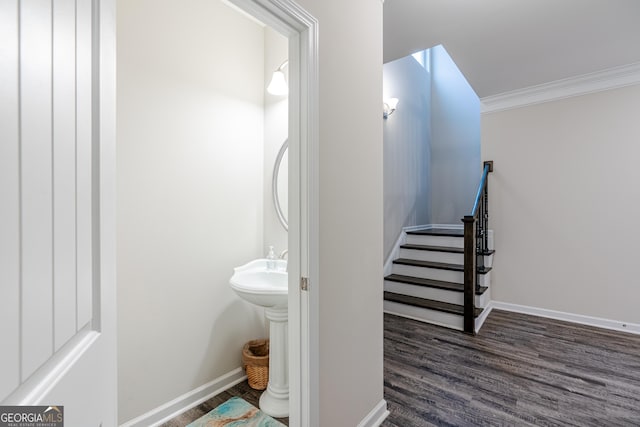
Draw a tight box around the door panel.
[0,0,116,425]
[52,0,79,352]
[0,0,21,403]
[20,0,55,380]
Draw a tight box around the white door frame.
[228,0,318,425]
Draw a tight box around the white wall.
[263,27,288,257]
[482,84,640,323]
[294,0,385,425]
[117,0,268,422]
[431,45,481,224]
[383,55,431,258]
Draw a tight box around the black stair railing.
[462,161,493,335]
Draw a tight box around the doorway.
[116,0,318,425]
[224,3,319,423]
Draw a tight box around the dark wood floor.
[159,381,288,427]
[162,310,640,426]
[382,310,640,426]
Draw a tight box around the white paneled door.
[0,0,116,425]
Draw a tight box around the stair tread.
[406,228,464,237]
[393,258,492,274]
[384,274,488,295]
[400,244,463,253]
[401,244,496,257]
[384,291,483,317]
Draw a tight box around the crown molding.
[481,61,640,114]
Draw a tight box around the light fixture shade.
[386,98,399,110]
[267,70,288,95]
[383,97,399,119]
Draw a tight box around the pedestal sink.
[230,259,289,418]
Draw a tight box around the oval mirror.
[273,139,288,231]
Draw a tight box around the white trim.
[119,368,247,427]
[402,223,462,232]
[424,223,463,231]
[481,62,640,113]
[226,2,319,426]
[475,302,494,333]
[402,224,432,232]
[356,399,389,427]
[3,328,97,405]
[491,301,640,336]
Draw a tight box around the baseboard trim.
[402,224,433,232]
[491,301,640,336]
[119,368,247,427]
[356,399,389,427]
[403,223,463,232]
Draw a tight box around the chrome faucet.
[279,249,288,260]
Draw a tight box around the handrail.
[462,161,493,335]
[471,162,492,217]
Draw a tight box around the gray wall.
[383,56,431,258]
[294,0,385,424]
[383,45,481,259]
[430,45,481,224]
[483,84,640,324]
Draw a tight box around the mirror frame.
[272,139,288,231]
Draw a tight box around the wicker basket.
[242,339,269,390]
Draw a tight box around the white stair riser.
[405,234,463,248]
[400,249,493,268]
[384,280,490,307]
[400,248,463,264]
[384,301,463,331]
[392,263,461,282]
[479,271,490,286]
[484,254,494,268]
[391,264,492,286]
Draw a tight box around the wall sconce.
[267,60,289,96]
[383,98,399,119]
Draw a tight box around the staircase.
[384,228,494,332]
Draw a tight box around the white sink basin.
[230,259,288,308]
[229,258,290,417]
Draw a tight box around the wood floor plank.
[383,310,640,426]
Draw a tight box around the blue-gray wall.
[430,45,481,224]
[383,46,481,258]
[383,56,431,258]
